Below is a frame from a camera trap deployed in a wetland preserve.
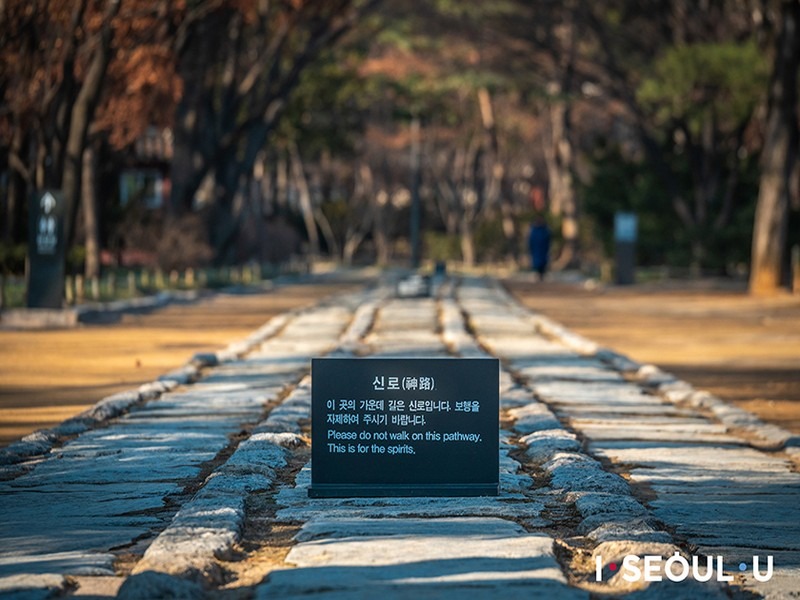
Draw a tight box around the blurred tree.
[169,0,379,264]
[88,1,181,279]
[272,45,377,264]
[578,0,768,272]
[1,0,122,251]
[3,0,788,278]
[369,0,535,267]
[0,0,181,280]
[637,40,768,269]
[750,0,800,294]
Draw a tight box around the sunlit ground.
[506,276,800,433]
[0,283,358,446]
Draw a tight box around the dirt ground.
[0,281,360,447]
[505,276,800,434]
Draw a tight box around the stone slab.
[275,466,544,523]
[257,518,586,599]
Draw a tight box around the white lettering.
[753,556,773,582]
[716,556,733,582]
[643,555,662,582]
[665,552,689,582]
[622,555,641,583]
[692,555,714,582]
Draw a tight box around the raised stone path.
[0,276,798,599]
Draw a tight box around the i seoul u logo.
[595,554,774,583]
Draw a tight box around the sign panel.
[310,357,499,498]
[614,212,638,285]
[614,212,638,243]
[27,190,66,308]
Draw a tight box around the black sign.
[310,357,499,498]
[27,190,66,308]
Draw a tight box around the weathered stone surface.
[517,360,622,384]
[570,492,648,519]
[0,295,356,583]
[0,549,116,579]
[255,383,311,434]
[559,404,691,417]
[634,364,676,386]
[591,444,794,473]
[257,518,586,599]
[533,381,656,407]
[581,518,673,543]
[500,386,535,409]
[595,349,641,373]
[509,404,562,435]
[0,573,66,599]
[520,429,581,463]
[573,421,741,444]
[132,422,305,578]
[275,466,544,522]
[117,571,207,600]
[500,472,534,493]
[440,299,486,357]
[543,453,630,495]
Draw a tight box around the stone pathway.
[0,291,364,596]
[0,276,797,599]
[247,292,580,599]
[458,278,800,599]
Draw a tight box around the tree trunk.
[459,213,476,267]
[208,164,242,266]
[750,0,800,295]
[548,2,580,271]
[81,145,100,279]
[314,207,340,258]
[5,127,29,244]
[478,87,516,263]
[547,100,579,270]
[289,141,320,258]
[373,199,390,266]
[343,231,366,265]
[500,176,518,264]
[62,0,120,250]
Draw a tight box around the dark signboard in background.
[27,190,66,308]
[310,357,499,498]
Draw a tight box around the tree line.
[1,0,798,295]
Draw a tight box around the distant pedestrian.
[528,216,551,278]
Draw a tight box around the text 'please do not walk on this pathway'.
[0,275,798,599]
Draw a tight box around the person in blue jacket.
[528,215,551,278]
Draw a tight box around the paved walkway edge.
[0,289,209,329]
[0,306,298,475]
[126,299,383,585]
[495,281,800,454]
